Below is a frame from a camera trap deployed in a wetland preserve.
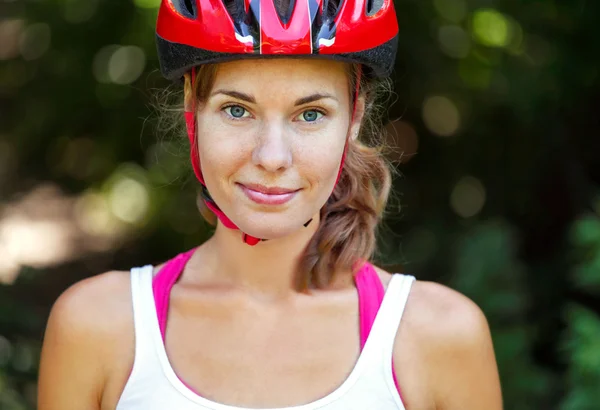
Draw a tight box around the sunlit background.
[1,0,600,409]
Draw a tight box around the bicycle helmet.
[156,0,399,245]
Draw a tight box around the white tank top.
[116,265,414,410]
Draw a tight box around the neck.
[192,213,321,301]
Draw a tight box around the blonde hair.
[187,62,393,289]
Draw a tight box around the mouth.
[241,183,299,195]
[237,183,300,205]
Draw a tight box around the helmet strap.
[335,64,362,185]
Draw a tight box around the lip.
[238,183,299,205]
[242,183,298,195]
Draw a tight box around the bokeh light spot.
[2,218,73,267]
[422,96,461,137]
[74,191,121,238]
[19,23,51,61]
[108,46,146,85]
[451,176,486,218]
[93,45,120,83]
[109,177,150,224]
[433,0,467,23]
[0,19,24,60]
[64,0,100,24]
[472,9,510,48]
[438,25,471,59]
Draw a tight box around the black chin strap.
[259,218,313,242]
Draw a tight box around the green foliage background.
[1,0,599,408]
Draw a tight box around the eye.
[223,105,250,119]
[297,109,324,123]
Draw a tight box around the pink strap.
[354,262,385,350]
[152,254,403,400]
[354,263,403,401]
[152,249,196,340]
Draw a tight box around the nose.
[251,123,292,172]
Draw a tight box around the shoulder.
[45,269,140,367]
[43,270,136,371]
[406,280,489,340]
[373,269,492,358]
[396,279,503,408]
[38,270,136,408]
[397,279,493,368]
[372,266,490,349]
[371,267,485,335]
[48,270,133,337]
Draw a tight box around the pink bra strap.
[353,263,386,350]
[354,263,403,402]
[152,248,197,340]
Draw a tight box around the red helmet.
[156,0,399,80]
[155,0,398,245]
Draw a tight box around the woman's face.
[194,58,361,240]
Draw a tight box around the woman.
[38,0,503,408]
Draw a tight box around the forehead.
[213,59,350,97]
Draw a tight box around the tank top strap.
[128,265,164,377]
[359,274,415,368]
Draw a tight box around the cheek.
[195,119,248,187]
[297,125,348,184]
[197,115,243,167]
[199,140,241,172]
[298,142,344,184]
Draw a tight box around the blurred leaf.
[452,219,528,316]
[572,253,600,294]
[570,214,600,294]
[570,215,600,249]
[560,304,600,410]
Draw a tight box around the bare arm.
[38,273,129,410]
[395,281,503,410]
[432,293,502,409]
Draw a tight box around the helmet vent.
[274,0,295,25]
[366,0,384,16]
[322,0,342,20]
[183,0,196,16]
[223,0,245,22]
[170,0,196,18]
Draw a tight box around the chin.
[233,211,314,240]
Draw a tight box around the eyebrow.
[294,93,338,106]
[210,90,338,106]
[211,90,256,103]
